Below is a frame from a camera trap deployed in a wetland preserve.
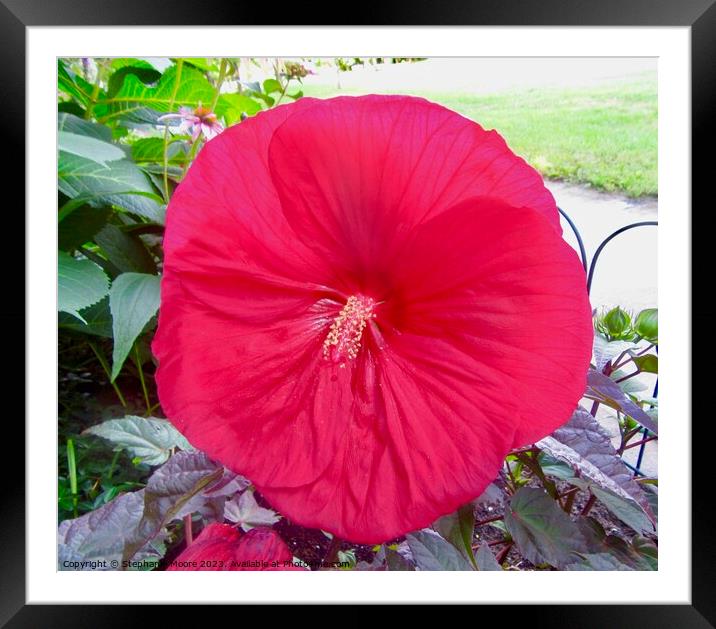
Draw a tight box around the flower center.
[323,295,376,364]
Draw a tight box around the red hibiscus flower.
[168,523,301,570]
[153,95,593,544]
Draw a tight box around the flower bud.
[634,308,658,343]
[595,306,633,340]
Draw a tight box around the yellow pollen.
[323,295,376,364]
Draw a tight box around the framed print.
[3,0,711,622]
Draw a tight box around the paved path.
[549,181,657,313]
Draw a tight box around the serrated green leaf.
[107,64,161,98]
[84,416,192,466]
[58,113,112,142]
[58,151,165,223]
[109,272,160,381]
[130,137,187,164]
[94,224,157,275]
[58,295,113,337]
[57,59,96,107]
[58,251,110,323]
[215,93,263,125]
[58,131,125,164]
[94,64,215,124]
[58,206,111,251]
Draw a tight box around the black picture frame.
[4,0,711,623]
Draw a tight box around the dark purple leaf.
[504,487,587,568]
[539,407,655,524]
[585,369,658,434]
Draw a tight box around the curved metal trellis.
[558,207,658,478]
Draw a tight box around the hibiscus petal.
[154,272,357,489]
[168,523,298,570]
[267,95,560,291]
[167,522,242,570]
[257,197,592,544]
[162,98,329,287]
[387,196,594,448]
[155,95,591,545]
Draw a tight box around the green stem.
[134,343,152,416]
[209,58,230,113]
[516,452,559,500]
[107,449,121,481]
[562,486,578,514]
[84,60,103,120]
[184,513,194,548]
[88,341,127,407]
[274,77,292,107]
[67,438,79,518]
[163,59,184,202]
[180,135,202,180]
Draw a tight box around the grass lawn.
[301,76,657,198]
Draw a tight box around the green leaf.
[215,93,262,125]
[634,308,658,343]
[503,487,587,568]
[58,151,165,223]
[432,502,477,568]
[57,59,96,107]
[538,407,655,526]
[94,224,157,275]
[224,488,281,531]
[94,64,215,124]
[58,131,125,164]
[585,369,658,434]
[475,544,502,570]
[109,272,160,381]
[58,101,86,118]
[632,535,658,570]
[262,78,282,94]
[632,353,658,374]
[405,529,474,571]
[107,64,161,98]
[537,452,576,480]
[58,296,113,338]
[84,416,192,466]
[58,113,112,142]
[58,251,110,323]
[588,485,656,535]
[131,137,187,164]
[564,517,655,570]
[58,205,111,251]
